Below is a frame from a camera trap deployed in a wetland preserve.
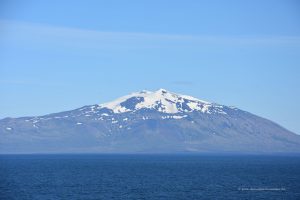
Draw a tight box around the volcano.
[1,89,300,154]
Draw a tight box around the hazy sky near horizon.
[0,0,300,134]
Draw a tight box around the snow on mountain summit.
[100,89,226,114]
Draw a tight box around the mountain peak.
[99,89,226,114]
[156,88,168,93]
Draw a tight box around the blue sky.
[0,0,300,134]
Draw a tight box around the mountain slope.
[1,89,300,154]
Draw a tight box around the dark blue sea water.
[0,154,300,200]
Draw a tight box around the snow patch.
[162,115,187,119]
[142,116,149,120]
[172,115,188,119]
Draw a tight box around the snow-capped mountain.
[1,89,300,154]
[100,88,226,114]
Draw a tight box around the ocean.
[0,154,300,199]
